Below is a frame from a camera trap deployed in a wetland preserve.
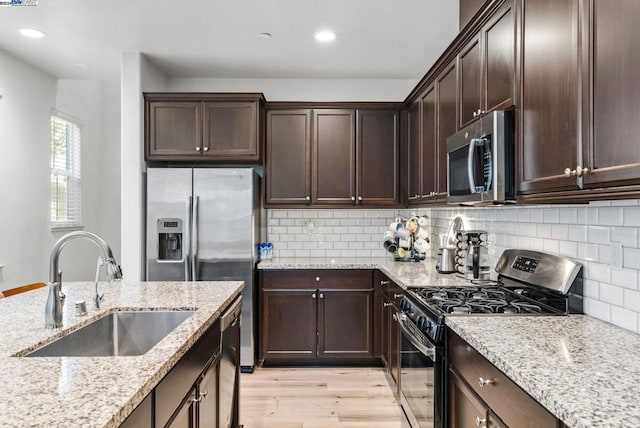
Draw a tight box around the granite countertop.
[259,256,640,427]
[446,315,640,428]
[0,280,243,428]
[258,257,470,288]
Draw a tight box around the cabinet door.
[119,393,153,428]
[147,101,202,159]
[389,302,401,386]
[318,289,373,357]
[168,390,197,428]
[203,101,258,160]
[482,0,515,113]
[198,361,218,428]
[585,0,640,187]
[312,109,356,205]
[450,371,493,428]
[436,61,458,199]
[459,37,482,128]
[261,289,317,359]
[381,293,391,368]
[519,0,582,194]
[356,109,401,206]
[407,100,422,204]
[420,86,437,202]
[265,110,311,205]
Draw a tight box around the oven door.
[395,313,444,428]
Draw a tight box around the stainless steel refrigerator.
[146,167,260,372]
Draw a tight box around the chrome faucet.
[45,231,122,329]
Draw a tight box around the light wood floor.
[240,367,407,428]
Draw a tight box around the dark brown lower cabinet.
[375,271,402,391]
[260,270,375,364]
[450,371,505,428]
[449,331,561,427]
[118,317,231,428]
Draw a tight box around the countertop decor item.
[383,215,430,262]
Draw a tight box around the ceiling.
[0,0,459,81]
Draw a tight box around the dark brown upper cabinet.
[407,60,456,206]
[265,109,311,205]
[146,101,202,159]
[518,0,583,194]
[458,0,515,129]
[436,60,458,200]
[144,93,264,163]
[312,109,357,205]
[265,105,401,207]
[202,101,259,160]
[407,100,422,204]
[356,109,401,206]
[583,0,640,189]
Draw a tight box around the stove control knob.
[400,299,409,311]
[416,315,425,329]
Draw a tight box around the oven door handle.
[394,313,436,359]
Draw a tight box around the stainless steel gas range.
[395,249,583,428]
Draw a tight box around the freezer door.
[146,168,193,281]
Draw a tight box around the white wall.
[120,52,167,281]
[168,78,416,102]
[0,50,56,289]
[53,79,121,281]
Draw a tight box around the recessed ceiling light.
[257,32,272,39]
[314,30,336,43]
[19,28,46,38]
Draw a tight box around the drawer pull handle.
[475,416,486,427]
[478,377,493,387]
[393,293,403,299]
[380,280,390,285]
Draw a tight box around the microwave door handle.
[467,138,478,194]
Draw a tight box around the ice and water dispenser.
[157,218,183,261]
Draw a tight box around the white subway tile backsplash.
[568,225,588,242]
[588,262,611,283]
[586,298,611,322]
[611,269,638,290]
[551,224,569,240]
[543,239,560,254]
[599,283,624,306]
[559,241,578,258]
[530,209,544,223]
[623,289,640,312]
[611,227,638,248]
[543,208,560,223]
[584,280,599,298]
[611,306,638,332]
[578,243,598,261]
[586,208,599,225]
[623,247,640,269]
[624,207,640,227]
[598,207,624,226]
[537,224,552,238]
[588,226,610,245]
[559,207,577,224]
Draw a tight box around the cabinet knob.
[473,111,477,118]
[315,276,320,282]
[475,416,487,427]
[203,146,209,152]
[195,146,201,152]
[312,293,317,299]
[576,166,590,177]
[380,280,390,285]
[478,377,493,387]
[393,293,403,299]
[564,167,577,178]
[383,302,393,308]
[351,196,356,201]
[306,196,311,201]
[319,293,324,299]
[358,196,363,201]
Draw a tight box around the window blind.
[50,113,81,227]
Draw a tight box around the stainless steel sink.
[26,310,195,357]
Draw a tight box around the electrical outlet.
[611,242,623,270]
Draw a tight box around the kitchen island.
[0,280,243,427]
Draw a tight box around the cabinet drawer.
[449,331,557,427]
[261,270,373,290]
[156,319,221,427]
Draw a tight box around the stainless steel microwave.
[446,110,515,205]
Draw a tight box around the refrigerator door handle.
[186,196,193,281]
[191,195,199,281]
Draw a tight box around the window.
[50,112,81,228]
